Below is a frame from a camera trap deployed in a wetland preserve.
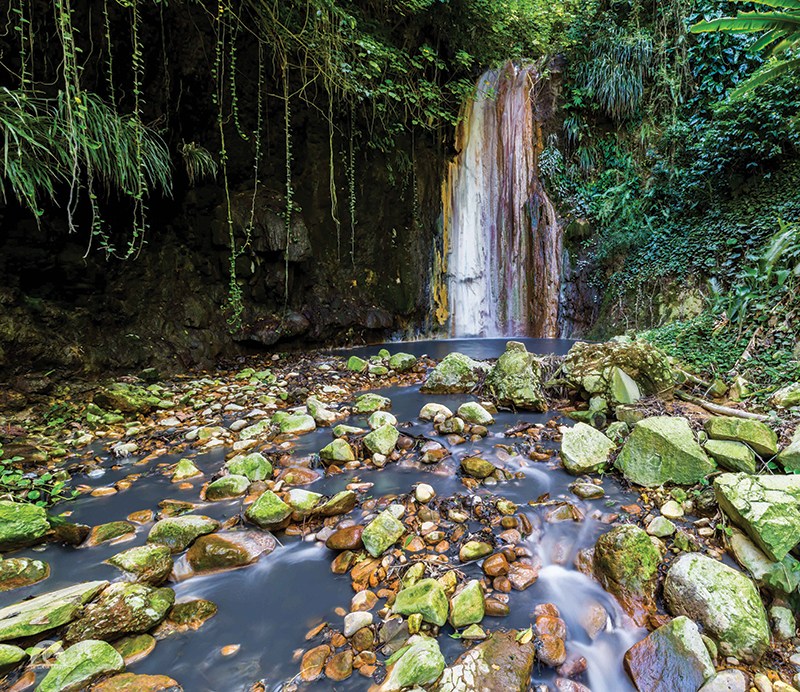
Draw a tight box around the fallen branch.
[675,391,771,422]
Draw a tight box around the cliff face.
[0,1,444,376]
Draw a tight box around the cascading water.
[439,61,563,338]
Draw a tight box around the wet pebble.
[325,526,364,551]
[343,611,373,637]
[300,645,329,681]
[482,553,509,577]
[325,649,353,681]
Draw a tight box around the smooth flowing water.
[1,340,643,692]
[441,63,563,339]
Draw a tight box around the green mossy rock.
[184,531,276,574]
[388,352,417,373]
[704,417,778,458]
[315,490,357,517]
[280,414,316,435]
[0,500,50,551]
[420,353,490,394]
[95,382,161,413]
[419,403,453,420]
[64,582,175,644]
[434,631,536,692]
[393,578,449,626]
[204,475,250,501]
[107,544,173,585]
[624,616,715,692]
[347,356,367,372]
[483,342,545,411]
[363,424,399,456]
[85,521,137,548]
[146,516,219,553]
[163,598,217,630]
[226,452,273,481]
[771,382,800,409]
[333,424,365,438]
[778,427,800,471]
[285,488,323,513]
[715,473,800,562]
[362,510,405,557]
[110,634,156,666]
[369,410,398,429]
[449,580,484,629]
[664,553,769,663]
[560,422,615,475]
[0,556,49,592]
[456,402,494,425]
[562,339,673,403]
[238,420,272,441]
[594,525,662,628]
[0,643,27,675]
[460,457,496,479]
[244,490,292,530]
[615,416,715,487]
[379,635,445,691]
[704,439,757,474]
[353,393,392,414]
[306,396,337,426]
[320,438,356,463]
[727,527,800,597]
[92,673,181,691]
[611,366,641,404]
[37,640,125,692]
[172,459,201,482]
[0,581,108,641]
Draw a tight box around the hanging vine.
[126,0,148,259]
[329,99,341,261]
[283,59,294,316]
[347,101,356,269]
[14,0,31,91]
[102,0,116,108]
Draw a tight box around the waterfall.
[439,62,563,338]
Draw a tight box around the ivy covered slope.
[543,0,800,394]
[0,0,579,377]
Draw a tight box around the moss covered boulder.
[560,422,615,475]
[393,578,449,626]
[182,531,276,576]
[703,439,757,474]
[64,582,175,644]
[146,516,219,553]
[0,580,108,641]
[280,414,316,435]
[0,500,50,551]
[171,459,201,483]
[95,382,161,413]
[704,417,778,458]
[727,527,800,597]
[594,525,662,627]
[433,631,536,692]
[664,553,769,663]
[362,510,405,557]
[449,580,484,629]
[0,556,49,591]
[320,438,356,463]
[353,393,392,414]
[0,643,27,675]
[204,475,250,501]
[778,427,800,471]
[226,452,273,481]
[107,545,174,585]
[483,341,545,410]
[456,402,494,425]
[37,639,125,692]
[315,490,357,517]
[771,382,800,409]
[562,339,673,404]
[363,424,399,456]
[388,352,417,373]
[615,416,715,487]
[420,353,490,394]
[379,635,445,691]
[92,673,182,691]
[155,599,216,637]
[244,490,292,530]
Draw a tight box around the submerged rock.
[664,553,769,663]
[434,631,536,692]
[107,545,174,585]
[615,417,715,487]
[594,525,661,627]
[84,521,137,548]
[147,516,219,553]
[64,582,175,644]
[624,616,715,692]
[111,633,156,666]
[93,673,183,691]
[393,578,449,626]
[181,531,276,576]
[420,353,490,394]
[0,580,108,641]
[379,635,445,691]
[483,341,546,410]
[0,500,50,551]
[560,422,615,474]
[704,417,778,458]
[155,599,217,637]
[562,339,673,403]
[37,639,125,692]
[0,556,49,591]
[714,472,800,561]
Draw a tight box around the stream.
[1,339,647,692]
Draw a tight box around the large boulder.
[624,616,715,692]
[0,500,50,551]
[560,422,615,474]
[180,531,276,576]
[107,545,174,585]
[664,553,769,663]
[94,383,160,413]
[704,417,778,458]
[449,580,484,629]
[37,640,125,692]
[379,635,445,691]
[363,424,399,456]
[420,353,490,394]
[482,341,546,410]
[64,582,175,644]
[0,643,27,675]
[146,516,219,553]
[562,339,673,404]
[226,452,273,481]
[594,525,662,628]
[0,580,108,641]
[714,473,800,561]
[615,417,715,487]
[433,631,536,692]
[703,439,757,474]
[393,578,449,626]
[244,490,293,531]
[204,475,250,501]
